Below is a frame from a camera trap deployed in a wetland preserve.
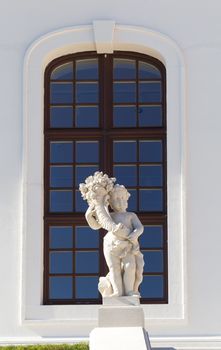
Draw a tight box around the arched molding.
[22,22,186,332]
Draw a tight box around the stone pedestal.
[89,297,152,350]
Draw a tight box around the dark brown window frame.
[44,51,168,305]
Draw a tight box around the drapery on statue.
[79,171,144,297]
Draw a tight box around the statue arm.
[128,213,144,240]
[85,206,102,230]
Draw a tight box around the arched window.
[44,51,167,305]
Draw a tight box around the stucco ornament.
[79,171,144,297]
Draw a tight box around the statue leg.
[122,253,136,296]
[104,248,123,296]
[133,251,144,294]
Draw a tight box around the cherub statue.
[79,171,144,297]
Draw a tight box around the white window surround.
[22,21,186,332]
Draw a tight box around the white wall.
[0,0,221,348]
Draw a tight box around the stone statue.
[79,171,144,297]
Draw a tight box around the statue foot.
[110,292,123,297]
[126,291,140,297]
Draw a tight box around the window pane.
[139,140,162,162]
[76,82,98,103]
[50,142,73,163]
[49,226,73,249]
[76,141,99,163]
[113,106,136,127]
[76,252,99,273]
[50,252,73,274]
[113,82,136,103]
[139,61,161,79]
[75,165,99,186]
[75,190,88,212]
[76,226,99,248]
[50,190,73,212]
[113,141,137,163]
[50,83,73,104]
[49,277,72,299]
[139,189,163,212]
[76,106,99,127]
[140,226,163,248]
[50,106,73,128]
[142,250,164,273]
[76,277,99,299]
[51,62,73,80]
[113,59,136,80]
[50,166,73,188]
[139,165,163,187]
[127,189,137,212]
[114,165,137,186]
[139,82,161,103]
[76,59,98,80]
[140,275,164,298]
[138,106,162,127]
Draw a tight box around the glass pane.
[113,82,136,103]
[50,106,73,128]
[76,226,99,248]
[49,226,73,249]
[75,252,99,273]
[142,250,164,273]
[113,141,137,163]
[50,142,73,164]
[76,59,98,80]
[127,189,137,212]
[50,83,73,104]
[113,59,136,80]
[114,165,137,186]
[113,106,136,127]
[76,82,98,103]
[139,62,161,79]
[139,140,162,162]
[50,252,73,274]
[139,165,163,187]
[50,190,73,212]
[140,226,163,248]
[51,62,73,80]
[138,106,162,127]
[76,165,99,186]
[76,276,99,299]
[75,190,88,212]
[76,106,99,127]
[140,275,164,298]
[76,141,99,163]
[49,276,72,299]
[139,82,161,103]
[50,166,73,187]
[139,189,163,212]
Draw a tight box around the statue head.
[109,184,131,213]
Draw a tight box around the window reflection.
[50,190,73,212]
[49,226,73,249]
[113,59,136,80]
[51,62,73,80]
[140,276,164,298]
[50,83,73,104]
[76,141,99,163]
[76,59,98,80]
[49,277,72,299]
[76,277,99,298]
[76,252,99,273]
[50,252,73,274]
[50,106,73,128]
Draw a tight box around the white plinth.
[90,327,151,350]
[89,296,152,349]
